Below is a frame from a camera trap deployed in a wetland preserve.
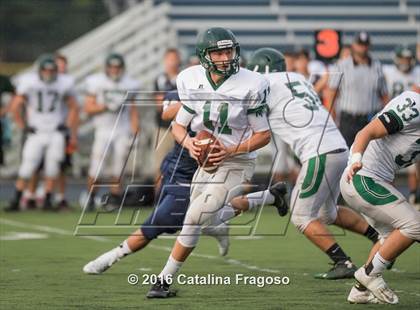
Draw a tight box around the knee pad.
[177,224,201,248]
[18,161,37,179]
[399,221,420,241]
[291,212,311,233]
[45,160,60,178]
[186,189,226,226]
[318,205,338,226]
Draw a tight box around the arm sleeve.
[16,78,30,96]
[176,74,196,114]
[247,78,269,116]
[175,105,194,127]
[85,77,97,96]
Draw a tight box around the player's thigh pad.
[291,152,347,232]
[88,131,112,178]
[18,133,46,179]
[141,185,190,240]
[340,172,420,241]
[178,159,254,247]
[44,132,65,177]
[112,133,132,177]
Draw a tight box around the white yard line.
[0,218,283,274]
[0,218,108,242]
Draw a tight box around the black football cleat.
[27,199,37,210]
[314,260,357,280]
[57,199,72,212]
[42,197,54,211]
[269,181,289,216]
[5,200,20,212]
[146,279,176,298]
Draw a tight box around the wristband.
[350,152,362,165]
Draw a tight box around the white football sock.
[116,240,133,258]
[246,190,275,210]
[369,252,391,276]
[159,255,183,280]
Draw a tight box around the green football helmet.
[105,53,125,81]
[247,48,286,74]
[394,45,415,73]
[196,27,240,76]
[37,54,58,83]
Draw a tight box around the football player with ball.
[147,27,285,298]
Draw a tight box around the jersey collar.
[205,70,231,91]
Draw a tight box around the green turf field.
[0,207,419,309]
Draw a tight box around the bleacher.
[162,0,419,63]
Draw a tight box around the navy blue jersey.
[160,91,198,184]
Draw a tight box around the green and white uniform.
[266,71,348,232]
[175,65,270,247]
[340,91,420,240]
[84,72,139,179]
[383,65,420,98]
[17,72,75,179]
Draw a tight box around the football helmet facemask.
[394,46,416,73]
[105,53,125,82]
[38,54,58,84]
[196,27,240,76]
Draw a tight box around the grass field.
[0,206,419,309]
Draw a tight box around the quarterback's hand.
[185,137,201,161]
[346,162,363,182]
[208,142,231,166]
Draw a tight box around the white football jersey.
[359,91,420,183]
[266,71,347,163]
[177,65,270,159]
[85,73,139,133]
[383,65,420,98]
[16,72,75,132]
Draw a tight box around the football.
[194,130,221,172]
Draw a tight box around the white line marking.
[0,218,108,242]
[0,218,283,274]
[0,231,48,240]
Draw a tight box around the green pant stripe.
[300,154,326,198]
[353,175,398,205]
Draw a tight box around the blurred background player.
[383,45,420,206]
[153,48,181,193]
[294,48,329,97]
[6,55,79,211]
[342,90,420,304]
[325,31,389,145]
[0,74,15,167]
[25,53,78,210]
[83,53,139,209]
[243,48,379,280]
